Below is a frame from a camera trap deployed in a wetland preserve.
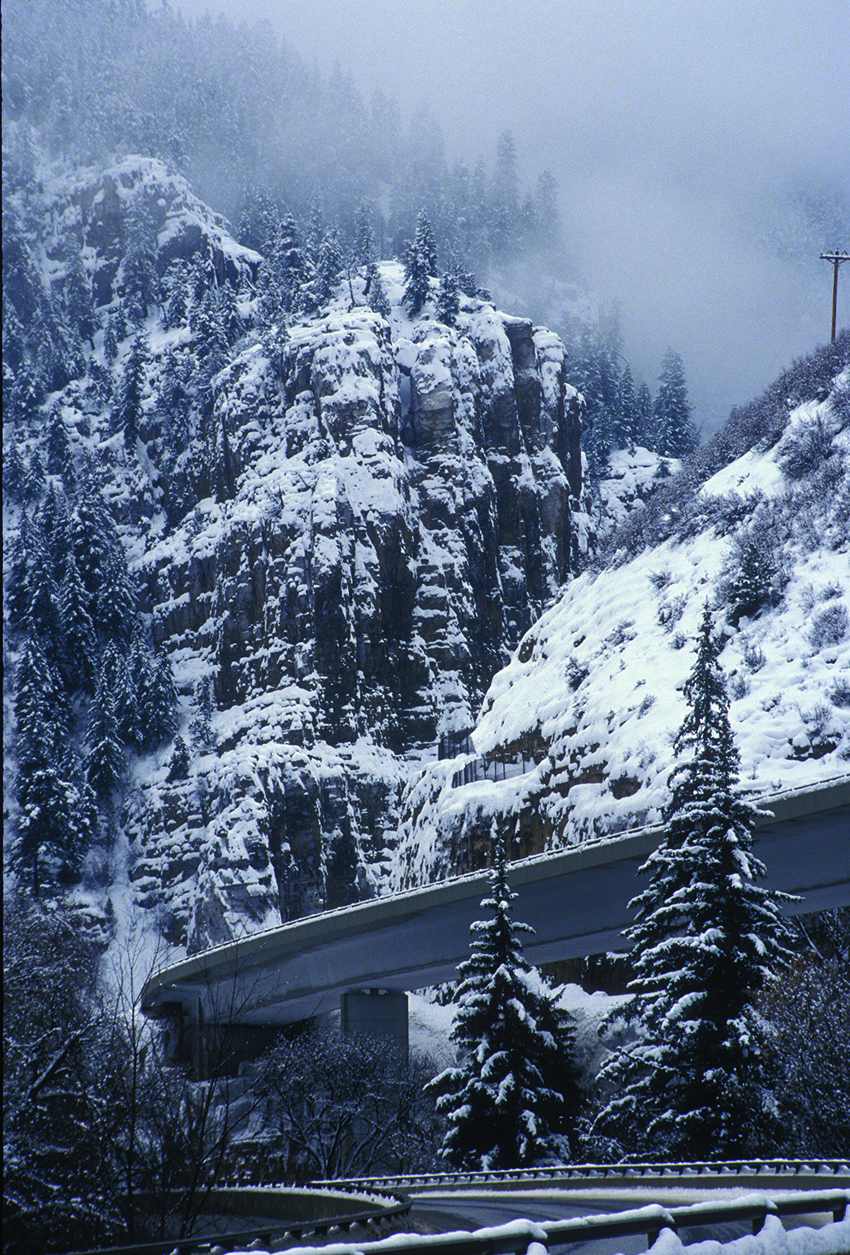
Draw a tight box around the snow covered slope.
[3,153,593,951]
[391,362,850,887]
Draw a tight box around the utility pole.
[819,251,849,342]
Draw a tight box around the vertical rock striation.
[126,285,590,949]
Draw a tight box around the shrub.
[810,603,849,649]
[567,659,588,691]
[730,673,749,700]
[779,415,835,480]
[829,677,850,708]
[658,595,687,632]
[600,331,850,565]
[254,1028,439,1179]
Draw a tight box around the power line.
[819,251,850,342]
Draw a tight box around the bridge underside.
[142,781,850,1039]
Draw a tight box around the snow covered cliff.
[3,154,592,951]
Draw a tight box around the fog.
[175,0,849,431]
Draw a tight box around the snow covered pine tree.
[404,210,438,314]
[429,837,580,1168]
[592,604,795,1159]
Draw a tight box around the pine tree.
[96,557,137,649]
[354,204,374,266]
[313,230,343,306]
[23,446,46,504]
[162,260,190,330]
[114,329,149,449]
[614,364,637,450]
[190,673,215,749]
[404,211,437,315]
[59,549,98,693]
[217,283,244,346]
[191,289,229,413]
[25,526,63,665]
[262,317,290,384]
[46,406,72,476]
[634,382,654,450]
[15,628,68,780]
[72,486,124,620]
[156,348,196,454]
[87,355,113,408]
[305,198,326,268]
[271,214,309,308]
[13,631,83,895]
[7,512,34,629]
[111,304,128,344]
[429,839,581,1168]
[592,606,795,1158]
[726,541,775,628]
[39,482,72,585]
[100,643,139,748]
[168,735,191,780]
[490,131,520,258]
[102,315,119,366]
[4,308,27,380]
[4,432,26,502]
[568,316,621,477]
[14,753,89,895]
[256,262,283,330]
[62,240,96,347]
[436,270,460,327]
[533,169,560,254]
[85,665,126,803]
[189,249,216,305]
[11,369,44,429]
[238,184,273,252]
[122,200,160,321]
[366,262,391,320]
[653,349,697,458]
[585,404,612,481]
[139,649,177,749]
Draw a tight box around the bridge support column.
[341,989,408,1050]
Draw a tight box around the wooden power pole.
[819,251,850,342]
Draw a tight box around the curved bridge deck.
[141,777,850,1027]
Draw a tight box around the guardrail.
[309,1158,850,1192]
[61,1187,411,1255]
[61,1184,849,1255]
[236,1192,848,1254]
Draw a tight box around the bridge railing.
[309,1158,850,1191]
[451,753,532,789]
[61,1186,411,1255]
[64,1188,849,1255]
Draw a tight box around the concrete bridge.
[141,776,850,1051]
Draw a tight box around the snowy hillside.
[3,152,595,952]
[391,360,850,887]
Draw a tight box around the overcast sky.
[174,0,849,431]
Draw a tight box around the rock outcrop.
[71,157,262,305]
[125,264,591,949]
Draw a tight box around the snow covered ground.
[391,369,850,886]
[218,1212,850,1255]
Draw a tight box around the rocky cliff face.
[119,246,590,949]
[71,156,262,305]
